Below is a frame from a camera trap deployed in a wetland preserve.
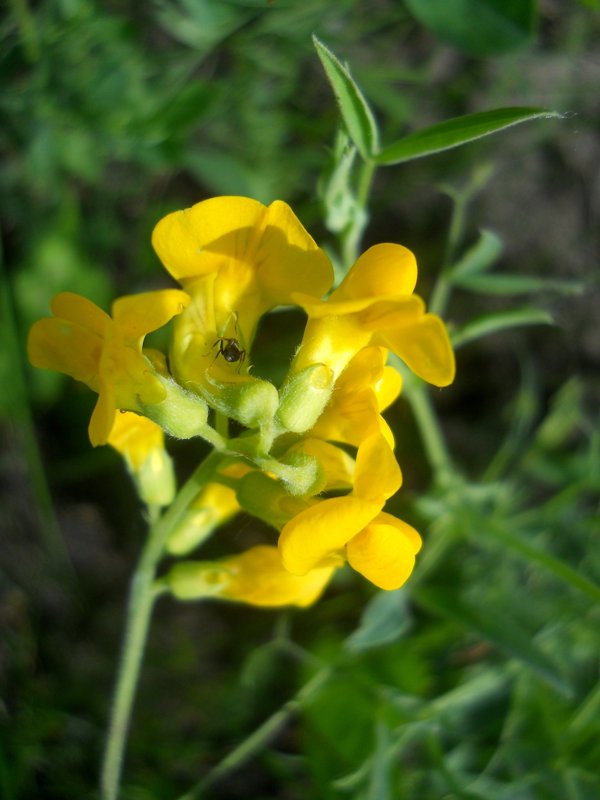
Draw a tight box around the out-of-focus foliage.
[2,0,599,798]
[404,0,539,56]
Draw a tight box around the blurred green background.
[1,1,599,798]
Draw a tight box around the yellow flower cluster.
[28,196,455,608]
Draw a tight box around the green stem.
[341,159,376,268]
[429,192,467,318]
[177,665,333,800]
[100,450,223,800]
[214,410,229,440]
[357,159,376,209]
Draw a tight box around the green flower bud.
[236,472,310,529]
[135,447,176,508]
[200,373,280,432]
[276,363,334,434]
[139,375,224,448]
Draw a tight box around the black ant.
[211,336,246,369]
[209,313,247,371]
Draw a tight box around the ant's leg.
[236,350,246,373]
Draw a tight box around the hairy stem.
[100,450,223,800]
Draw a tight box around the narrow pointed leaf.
[375,108,561,166]
[452,308,553,349]
[453,273,584,296]
[345,590,411,652]
[449,229,503,280]
[313,35,380,160]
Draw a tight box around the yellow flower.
[108,411,176,507]
[290,243,455,387]
[310,346,402,448]
[167,461,252,555]
[28,290,190,445]
[108,411,165,469]
[167,545,336,608]
[151,196,333,429]
[278,432,421,590]
[235,437,355,528]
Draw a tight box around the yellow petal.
[331,243,418,301]
[112,290,190,342]
[279,496,382,575]
[375,365,402,412]
[311,388,380,448]
[152,197,333,306]
[167,484,241,556]
[28,317,102,389]
[346,513,422,590]
[291,292,390,319]
[353,432,402,501]
[107,411,164,468]
[88,381,117,446]
[152,196,266,281]
[376,415,396,449]
[378,314,456,387]
[336,346,386,392]
[357,296,424,330]
[223,545,336,607]
[254,200,333,303]
[168,546,336,607]
[292,314,373,380]
[50,292,110,336]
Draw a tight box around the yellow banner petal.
[255,200,333,304]
[152,196,266,281]
[331,243,418,301]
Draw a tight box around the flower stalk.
[100,450,223,800]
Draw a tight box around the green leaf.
[404,0,538,57]
[345,590,412,653]
[375,108,561,166]
[415,587,571,695]
[313,35,380,160]
[452,308,553,349]
[454,273,584,296]
[449,229,503,280]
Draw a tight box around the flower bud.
[201,373,280,432]
[108,412,175,507]
[276,363,334,434]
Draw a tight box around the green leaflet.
[313,35,380,160]
[451,308,553,349]
[376,108,561,166]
